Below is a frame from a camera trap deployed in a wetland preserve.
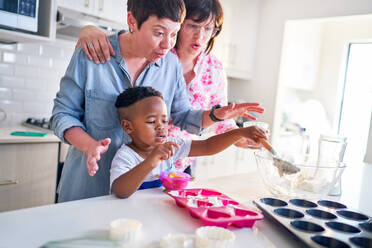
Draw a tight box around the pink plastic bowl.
[159,171,192,190]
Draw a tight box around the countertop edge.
[0,126,61,144]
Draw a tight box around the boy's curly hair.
[115,86,163,108]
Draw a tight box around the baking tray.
[166,188,264,228]
[254,197,372,248]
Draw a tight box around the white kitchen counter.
[0,126,60,144]
[0,163,371,247]
[0,178,285,248]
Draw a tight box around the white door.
[338,43,372,163]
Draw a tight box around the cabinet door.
[57,0,95,15]
[95,0,127,25]
[193,146,239,180]
[213,0,260,80]
[192,155,215,180]
[0,143,58,212]
[233,147,258,174]
[193,146,258,180]
[280,21,322,90]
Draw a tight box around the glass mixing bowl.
[254,150,346,198]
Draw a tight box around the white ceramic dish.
[109,218,142,245]
[159,233,194,248]
[195,226,235,248]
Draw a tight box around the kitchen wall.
[0,39,75,127]
[227,0,372,139]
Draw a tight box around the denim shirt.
[51,31,204,202]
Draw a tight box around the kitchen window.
[338,42,372,163]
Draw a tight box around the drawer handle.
[98,0,104,11]
[0,179,19,186]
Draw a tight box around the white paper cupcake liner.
[159,233,194,248]
[195,226,235,248]
[109,218,142,245]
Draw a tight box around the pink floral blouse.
[168,49,237,171]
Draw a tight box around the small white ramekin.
[159,233,194,248]
[109,218,142,244]
[195,226,235,248]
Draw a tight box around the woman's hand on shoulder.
[76,25,115,64]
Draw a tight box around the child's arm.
[112,142,179,198]
[189,126,266,157]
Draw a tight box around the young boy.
[109,87,266,198]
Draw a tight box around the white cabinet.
[193,146,257,180]
[57,0,127,25]
[213,0,260,80]
[0,142,58,212]
[57,0,95,16]
[96,0,127,24]
[279,20,322,90]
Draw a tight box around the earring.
[129,28,133,33]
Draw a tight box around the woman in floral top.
[166,0,241,172]
[76,0,257,173]
[167,52,237,171]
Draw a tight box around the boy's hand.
[214,102,264,121]
[147,142,180,167]
[86,138,111,176]
[241,126,267,145]
[234,137,262,149]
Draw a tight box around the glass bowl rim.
[254,150,347,169]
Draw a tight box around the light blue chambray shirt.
[51,31,204,202]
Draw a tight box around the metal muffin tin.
[253,197,372,248]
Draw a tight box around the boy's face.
[131,14,180,62]
[123,96,168,149]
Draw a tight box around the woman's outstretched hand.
[76,25,114,64]
[214,102,264,121]
[86,138,111,176]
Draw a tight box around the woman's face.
[132,15,181,62]
[176,16,215,57]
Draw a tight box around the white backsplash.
[0,39,75,127]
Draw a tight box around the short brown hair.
[182,0,224,54]
[127,0,186,29]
